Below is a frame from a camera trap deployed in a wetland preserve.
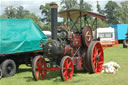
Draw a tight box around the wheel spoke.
[98,61,103,65]
[35,71,39,76]
[38,71,41,80]
[39,59,42,66]
[65,73,68,80]
[36,61,39,67]
[98,51,102,57]
[67,62,71,68]
[63,70,67,76]
[93,55,96,61]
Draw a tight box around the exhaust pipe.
[50,4,58,40]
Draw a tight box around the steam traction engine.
[32,4,106,81]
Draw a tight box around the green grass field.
[0,44,128,85]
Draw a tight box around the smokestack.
[50,4,58,40]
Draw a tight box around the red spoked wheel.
[60,56,74,81]
[82,26,92,47]
[32,55,47,80]
[87,41,104,73]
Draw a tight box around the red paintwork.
[72,36,81,47]
[62,56,73,81]
[72,57,82,70]
[86,11,106,20]
[92,42,104,73]
[40,67,60,72]
[34,57,47,80]
[68,33,73,39]
[34,56,60,80]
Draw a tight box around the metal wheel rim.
[92,42,104,73]
[62,57,73,81]
[34,57,47,80]
[86,31,91,41]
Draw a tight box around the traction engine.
[32,4,105,81]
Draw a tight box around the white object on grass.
[102,61,120,74]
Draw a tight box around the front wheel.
[32,55,47,81]
[60,56,74,81]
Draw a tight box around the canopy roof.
[58,9,106,20]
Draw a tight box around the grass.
[0,44,128,85]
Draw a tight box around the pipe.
[50,4,58,40]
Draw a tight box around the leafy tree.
[118,1,128,24]
[24,13,42,29]
[0,14,8,18]
[104,1,120,25]
[40,2,56,31]
[61,0,78,10]
[4,6,17,18]
[16,6,30,18]
[97,1,104,15]
[40,2,56,24]
[61,0,92,11]
[96,1,107,28]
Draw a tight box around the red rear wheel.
[87,41,104,73]
[32,55,47,80]
[60,56,74,81]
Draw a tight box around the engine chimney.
[50,4,58,40]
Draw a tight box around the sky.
[0,0,126,17]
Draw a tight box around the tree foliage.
[0,6,43,30]
[61,0,92,11]
[104,1,120,25]
[118,1,128,24]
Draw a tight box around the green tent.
[0,19,48,54]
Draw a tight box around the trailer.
[32,4,106,81]
[0,19,48,77]
[95,27,118,47]
[109,24,128,42]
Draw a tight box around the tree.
[61,0,78,10]
[96,1,107,28]
[40,2,56,31]
[61,0,92,11]
[97,1,104,15]
[4,6,17,18]
[16,6,30,18]
[40,2,56,24]
[0,14,8,18]
[118,1,128,24]
[24,13,42,29]
[104,1,120,25]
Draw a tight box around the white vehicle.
[42,31,51,39]
[95,27,117,47]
